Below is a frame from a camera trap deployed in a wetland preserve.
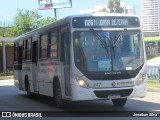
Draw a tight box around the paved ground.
[0,79,159,120]
[0,79,14,86]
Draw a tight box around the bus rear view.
[71,15,147,106]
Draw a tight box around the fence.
[147,66,160,80]
[147,66,160,92]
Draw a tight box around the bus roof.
[14,14,139,43]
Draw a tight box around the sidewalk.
[0,79,14,86]
[147,86,160,92]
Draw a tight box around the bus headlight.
[137,74,146,86]
[77,79,86,87]
[75,76,89,88]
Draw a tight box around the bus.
[14,14,147,108]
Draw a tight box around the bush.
[0,71,13,76]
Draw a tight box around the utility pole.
[2,27,8,73]
[54,9,57,19]
[2,41,6,73]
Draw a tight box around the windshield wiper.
[103,35,115,59]
[114,28,127,47]
[90,29,109,58]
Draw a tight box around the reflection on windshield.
[73,30,144,72]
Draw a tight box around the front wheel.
[54,82,65,108]
[112,98,127,107]
[26,81,34,98]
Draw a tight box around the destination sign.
[72,16,140,28]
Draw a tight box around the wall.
[0,46,14,72]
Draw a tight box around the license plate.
[108,94,120,99]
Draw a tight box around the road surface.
[0,79,159,119]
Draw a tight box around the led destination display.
[72,16,140,28]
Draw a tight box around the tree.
[107,0,124,13]
[12,9,56,36]
[108,0,115,13]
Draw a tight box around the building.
[0,22,14,72]
[79,0,135,15]
[141,0,160,37]
[0,45,14,72]
[0,38,14,72]
[125,6,135,15]
[79,5,109,14]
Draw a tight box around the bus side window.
[24,39,31,60]
[18,46,23,64]
[60,33,70,64]
[60,34,65,62]
[14,43,18,62]
[49,30,58,58]
[39,34,48,59]
[14,43,23,63]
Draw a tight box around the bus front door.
[61,33,71,97]
[32,41,38,92]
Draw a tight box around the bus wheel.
[26,82,34,98]
[54,82,64,108]
[112,98,127,107]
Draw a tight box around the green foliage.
[107,0,124,13]
[0,42,14,46]
[0,71,13,76]
[144,37,160,42]
[0,27,15,37]
[0,9,56,37]
[13,10,56,36]
[0,71,13,80]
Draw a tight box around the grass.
[147,80,160,92]
[147,80,160,84]
[0,75,14,80]
[0,71,14,80]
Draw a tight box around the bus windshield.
[73,30,144,72]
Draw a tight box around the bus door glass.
[17,44,23,89]
[61,31,71,97]
[32,40,38,92]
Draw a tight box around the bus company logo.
[2,112,11,117]
[111,82,116,87]
[105,72,121,75]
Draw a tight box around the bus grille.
[94,89,133,98]
[85,73,138,80]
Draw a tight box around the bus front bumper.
[70,82,147,101]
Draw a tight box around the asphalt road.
[0,79,160,119]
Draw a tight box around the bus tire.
[54,81,65,108]
[26,81,34,98]
[112,98,127,107]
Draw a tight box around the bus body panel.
[69,62,147,101]
[70,83,147,101]
[22,62,33,91]
[14,70,23,90]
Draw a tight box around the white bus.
[14,14,147,108]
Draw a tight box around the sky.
[0,0,141,22]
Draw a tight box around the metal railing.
[147,66,160,80]
[147,66,160,92]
